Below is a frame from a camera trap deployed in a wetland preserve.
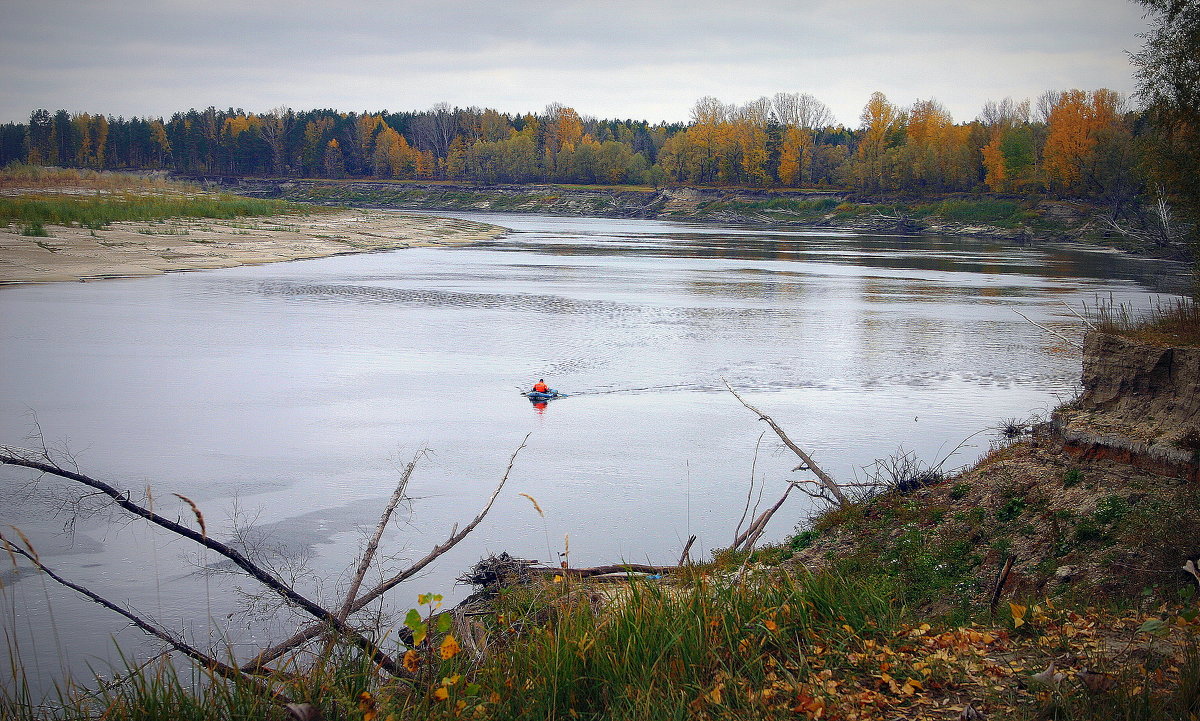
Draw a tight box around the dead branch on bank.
[1012,308,1083,349]
[723,380,848,507]
[0,435,527,691]
[731,483,796,554]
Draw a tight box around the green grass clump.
[701,197,841,218]
[20,221,48,236]
[926,199,1023,227]
[0,193,307,230]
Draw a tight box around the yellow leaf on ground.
[1009,602,1028,628]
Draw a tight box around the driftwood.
[732,483,796,553]
[0,435,527,688]
[989,555,1016,611]
[678,535,697,566]
[723,380,848,507]
[528,563,676,578]
[0,446,404,677]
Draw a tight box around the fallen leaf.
[1031,662,1065,685]
[1009,602,1028,628]
[402,650,419,673]
[960,700,986,720]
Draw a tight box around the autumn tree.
[731,100,770,185]
[301,117,335,175]
[542,103,585,177]
[1043,89,1133,198]
[149,119,171,167]
[258,106,292,174]
[897,98,974,190]
[323,138,345,178]
[771,92,833,186]
[979,98,1036,192]
[851,92,903,191]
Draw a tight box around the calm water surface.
[0,213,1181,692]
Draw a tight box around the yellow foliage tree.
[1043,89,1126,193]
[854,92,902,191]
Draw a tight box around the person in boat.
[532,379,550,394]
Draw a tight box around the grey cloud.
[0,0,1147,124]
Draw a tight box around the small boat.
[524,389,564,401]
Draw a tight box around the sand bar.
[0,209,507,285]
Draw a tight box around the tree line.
[0,89,1144,200]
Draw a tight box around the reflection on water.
[0,212,1184,695]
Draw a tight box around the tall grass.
[6,566,1197,720]
[1091,296,1200,347]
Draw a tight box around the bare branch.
[722,381,848,506]
[1011,308,1082,349]
[732,483,795,553]
[733,432,765,546]
[337,453,421,622]
[1061,301,1097,331]
[677,535,697,566]
[0,531,287,701]
[243,436,528,672]
[0,447,405,678]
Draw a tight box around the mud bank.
[1053,331,1200,481]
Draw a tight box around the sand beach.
[0,209,506,285]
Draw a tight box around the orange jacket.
[533,382,549,393]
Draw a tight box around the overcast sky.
[0,0,1150,127]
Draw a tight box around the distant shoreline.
[203,177,1196,263]
[0,209,507,286]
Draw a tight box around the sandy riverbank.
[0,209,506,285]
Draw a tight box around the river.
[0,212,1182,696]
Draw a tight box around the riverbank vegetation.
[0,165,311,231]
[1092,296,1200,347]
[5,524,1196,720]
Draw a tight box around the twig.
[336,453,420,622]
[1012,308,1082,349]
[243,436,527,672]
[1061,301,1097,330]
[722,381,847,506]
[317,452,421,666]
[733,484,795,553]
[734,432,766,546]
[989,555,1016,612]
